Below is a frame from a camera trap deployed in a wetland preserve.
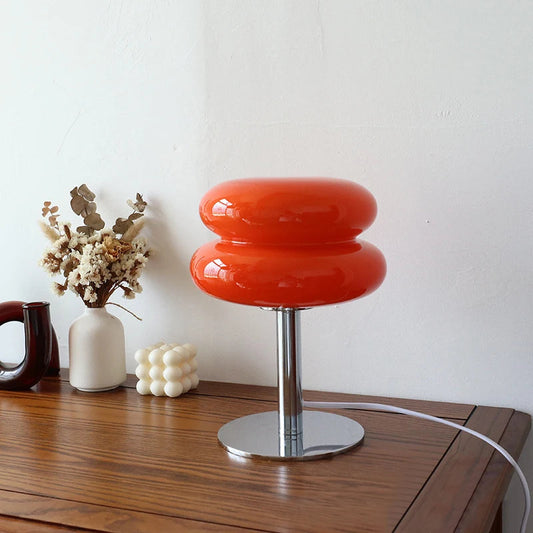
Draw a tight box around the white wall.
[1,1,532,530]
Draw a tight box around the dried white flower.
[39,190,150,308]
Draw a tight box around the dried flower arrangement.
[40,185,150,312]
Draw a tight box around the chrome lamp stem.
[276,308,304,456]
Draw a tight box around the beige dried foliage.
[39,220,59,242]
[122,218,145,242]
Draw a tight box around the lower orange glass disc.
[190,240,386,308]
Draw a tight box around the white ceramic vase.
[69,306,127,392]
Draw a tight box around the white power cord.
[303,400,530,533]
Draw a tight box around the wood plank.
[395,405,515,532]
[488,506,502,533]
[0,514,97,533]
[0,491,253,533]
[455,411,531,532]
[0,381,459,533]
[196,381,475,420]
[54,373,475,420]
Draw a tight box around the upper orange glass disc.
[199,178,377,245]
[190,178,386,308]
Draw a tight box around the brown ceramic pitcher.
[0,301,60,390]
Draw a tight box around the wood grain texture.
[455,411,531,533]
[488,506,502,533]
[0,490,249,532]
[0,376,529,533]
[0,514,94,533]
[107,373,475,420]
[395,406,514,532]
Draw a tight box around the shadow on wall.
[143,197,223,342]
[144,197,195,303]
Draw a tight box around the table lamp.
[190,177,386,460]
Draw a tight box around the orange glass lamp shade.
[190,178,386,308]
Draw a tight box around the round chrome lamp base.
[218,410,364,461]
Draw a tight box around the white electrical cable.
[303,400,530,533]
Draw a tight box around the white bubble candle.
[134,342,199,397]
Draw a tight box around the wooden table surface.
[0,374,529,533]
